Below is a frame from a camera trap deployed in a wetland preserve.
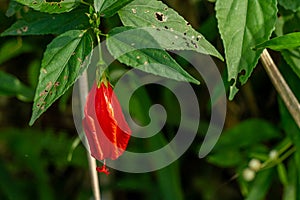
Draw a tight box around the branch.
[79,71,101,200]
[260,49,300,128]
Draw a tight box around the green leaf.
[0,70,34,102]
[277,163,288,186]
[216,0,277,100]
[207,119,280,167]
[278,59,300,200]
[1,7,90,36]
[281,49,300,79]
[107,27,200,84]
[118,0,223,60]
[207,149,243,167]
[6,1,23,17]
[283,157,297,200]
[245,169,274,200]
[255,32,300,50]
[211,119,281,151]
[29,30,93,125]
[98,0,134,17]
[0,39,33,64]
[94,0,104,12]
[278,0,300,12]
[15,0,80,14]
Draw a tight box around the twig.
[260,49,300,128]
[79,71,101,200]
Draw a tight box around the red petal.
[82,82,131,161]
[95,82,131,159]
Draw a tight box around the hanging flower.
[82,80,131,175]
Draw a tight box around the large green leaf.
[29,30,93,125]
[96,0,134,17]
[107,27,200,84]
[118,0,223,60]
[216,0,277,100]
[1,7,89,36]
[255,32,300,50]
[15,0,80,14]
[0,70,34,102]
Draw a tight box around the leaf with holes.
[96,0,134,17]
[1,7,89,36]
[216,0,277,100]
[15,0,80,14]
[118,0,223,60]
[29,30,93,125]
[107,26,200,84]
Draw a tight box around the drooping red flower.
[82,81,131,174]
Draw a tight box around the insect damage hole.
[155,12,167,22]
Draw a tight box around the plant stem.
[80,0,90,6]
[79,71,101,200]
[260,49,300,128]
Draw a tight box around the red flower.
[82,81,131,174]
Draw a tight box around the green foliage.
[255,32,300,50]
[0,0,300,199]
[29,30,93,125]
[0,128,88,200]
[0,70,34,101]
[118,0,223,60]
[0,39,33,64]
[14,0,80,14]
[96,0,133,17]
[215,0,277,100]
[208,119,281,167]
[107,27,199,84]
[278,0,300,12]
[245,169,274,200]
[1,6,90,36]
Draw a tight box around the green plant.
[0,0,299,199]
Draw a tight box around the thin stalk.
[260,49,300,128]
[79,71,101,200]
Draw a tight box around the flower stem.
[79,71,101,200]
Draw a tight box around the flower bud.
[248,158,261,172]
[82,81,131,172]
[243,168,255,182]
